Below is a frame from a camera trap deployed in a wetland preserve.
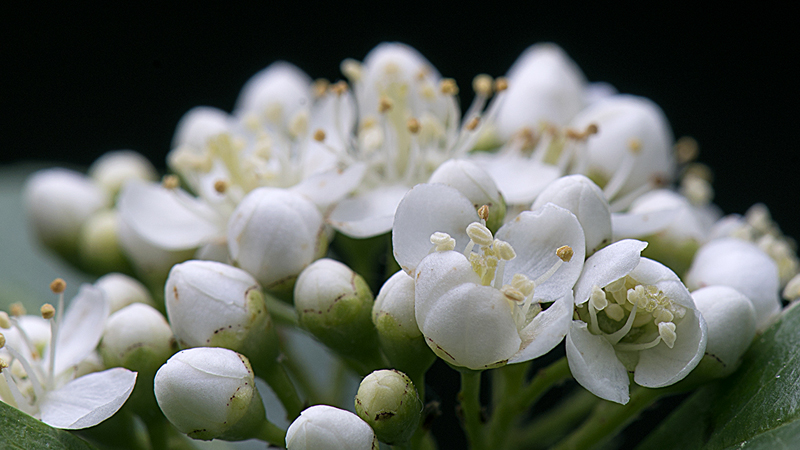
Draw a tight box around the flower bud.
[428,160,506,232]
[94,273,155,314]
[690,286,756,379]
[373,271,435,375]
[24,168,110,255]
[88,150,158,197]
[165,260,278,363]
[355,370,422,444]
[532,175,611,255]
[294,259,381,372]
[228,187,325,290]
[78,209,130,274]
[286,405,378,450]
[99,303,176,374]
[154,347,267,441]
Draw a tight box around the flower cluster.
[11,41,796,450]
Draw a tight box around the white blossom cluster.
[9,42,797,449]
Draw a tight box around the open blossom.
[0,282,136,429]
[392,183,585,369]
[567,240,707,404]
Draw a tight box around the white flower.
[286,405,378,450]
[685,237,781,330]
[392,183,585,369]
[88,150,158,197]
[567,241,707,404]
[0,284,136,429]
[93,272,155,314]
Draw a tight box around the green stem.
[551,386,665,450]
[510,389,598,450]
[256,419,288,447]
[485,362,530,449]
[459,370,486,450]
[280,345,326,404]
[266,295,299,326]
[514,357,571,411]
[257,360,305,421]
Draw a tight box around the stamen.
[587,299,601,335]
[493,77,509,92]
[605,303,625,321]
[440,79,459,95]
[614,335,663,352]
[589,286,608,311]
[605,304,638,345]
[430,232,456,252]
[0,312,10,329]
[330,81,348,96]
[341,59,363,82]
[407,118,421,134]
[40,304,55,320]
[472,74,493,97]
[511,274,534,297]
[4,345,45,401]
[2,360,29,410]
[556,245,574,262]
[674,136,699,164]
[162,175,180,190]
[658,322,677,348]
[213,180,228,194]
[313,129,326,142]
[465,116,480,131]
[313,79,330,98]
[466,222,493,246]
[477,205,489,222]
[49,278,66,294]
[500,285,525,303]
[9,303,26,317]
[379,97,393,113]
[493,240,516,261]
[0,332,5,349]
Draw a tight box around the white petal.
[117,180,222,250]
[611,209,681,240]
[328,184,410,238]
[565,321,630,404]
[510,291,574,363]
[234,62,312,121]
[392,183,478,274]
[420,283,520,370]
[496,204,585,302]
[474,153,562,205]
[573,239,648,305]
[54,285,110,375]
[692,286,756,375]
[171,106,232,150]
[414,251,481,325]
[40,368,137,429]
[291,163,366,211]
[634,308,707,388]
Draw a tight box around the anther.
[511,274,534,297]
[0,358,7,370]
[500,285,525,303]
[472,74,493,96]
[162,175,180,190]
[466,116,480,131]
[341,59,363,82]
[556,245,574,263]
[213,180,228,194]
[0,332,5,349]
[477,205,489,221]
[674,136,699,164]
[658,322,677,348]
[313,129,327,142]
[407,118,421,134]
[379,97,394,113]
[50,278,66,294]
[494,240,516,261]
[313,79,330,98]
[466,222,494,246]
[628,138,642,153]
[590,286,608,311]
[40,304,55,320]
[330,81,349,96]
[0,312,10,329]
[9,303,25,317]
[586,123,599,135]
[430,232,456,252]
[493,77,509,92]
[440,79,459,95]
[605,303,625,321]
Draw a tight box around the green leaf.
[637,302,800,449]
[0,401,98,449]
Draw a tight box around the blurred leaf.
[0,401,97,449]
[637,302,800,449]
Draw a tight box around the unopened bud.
[89,150,158,197]
[94,273,155,314]
[100,303,177,374]
[286,405,378,450]
[355,369,422,444]
[78,209,129,274]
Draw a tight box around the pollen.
[466,116,480,131]
[407,118,421,134]
[472,74,493,96]
[213,180,228,194]
[162,175,180,190]
[313,129,327,142]
[0,357,7,370]
[440,78,459,95]
[40,304,56,320]
[556,245,574,262]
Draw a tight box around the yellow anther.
[40,304,56,320]
[341,59,363,82]
[472,74,493,96]
[605,303,625,321]
[379,97,394,113]
[407,118,421,134]
[50,278,66,294]
[511,274,534,297]
[501,285,525,303]
[330,80,349,96]
[556,245,574,263]
[654,308,674,324]
[313,129,327,142]
[0,332,5,349]
[466,116,480,131]
[213,180,228,194]
[628,138,642,153]
[0,312,10,329]
[590,286,608,311]
[162,175,180,190]
[674,136,699,164]
[658,322,677,348]
[477,205,489,221]
[466,222,494,246]
[313,79,330,98]
[494,240,516,261]
[0,358,7,370]
[586,123,599,136]
[9,303,26,317]
[430,232,456,252]
[493,77,509,92]
[440,78,459,95]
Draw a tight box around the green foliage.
[0,401,97,449]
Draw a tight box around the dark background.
[3,5,798,448]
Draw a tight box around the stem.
[280,346,326,404]
[266,295,299,326]
[510,389,598,450]
[459,370,486,450]
[485,362,530,449]
[257,360,305,421]
[256,419,288,447]
[551,386,664,450]
[514,357,571,411]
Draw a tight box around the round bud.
[355,370,422,444]
[88,150,158,197]
[286,405,378,450]
[78,209,130,274]
[99,303,176,374]
[294,259,380,370]
[154,347,267,441]
[228,187,325,290]
[428,160,506,232]
[94,273,155,314]
[165,260,277,363]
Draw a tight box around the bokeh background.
[2,4,798,449]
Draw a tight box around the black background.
[3,5,798,448]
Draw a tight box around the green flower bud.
[294,259,381,373]
[89,150,158,198]
[373,270,435,375]
[99,303,176,374]
[94,273,155,314]
[355,369,422,444]
[78,209,131,274]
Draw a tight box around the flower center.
[579,276,686,350]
